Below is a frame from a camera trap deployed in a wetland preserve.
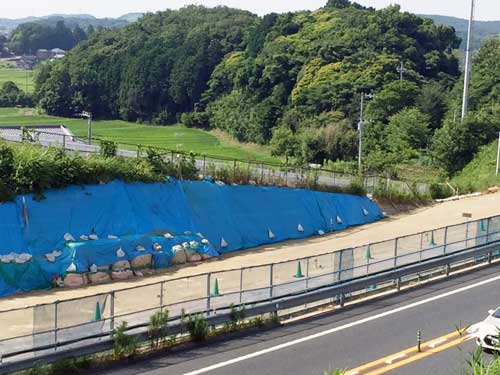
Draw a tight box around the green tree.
[386,108,431,154]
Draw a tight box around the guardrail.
[0,126,430,195]
[1,235,499,374]
[0,214,499,372]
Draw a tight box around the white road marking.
[428,338,448,348]
[180,274,500,375]
[385,353,408,364]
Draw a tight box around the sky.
[1,0,498,21]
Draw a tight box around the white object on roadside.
[46,253,56,263]
[268,229,276,240]
[172,245,183,252]
[189,241,199,247]
[363,208,369,216]
[67,262,77,273]
[108,235,118,240]
[297,224,304,232]
[182,242,190,249]
[337,216,343,225]
[202,239,209,245]
[64,233,75,242]
[318,230,325,236]
[164,233,174,239]
[90,264,98,273]
[153,243,162,251]
[53,250,62,258]
[184,231,192,235]
[136,245,146,252]
[116,248,125,258]
[80,235,89,241]
[221,238,228,248]
[89,234,99,241]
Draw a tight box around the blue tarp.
[0,179,383,297]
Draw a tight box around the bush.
[429,183,454,200]
[148,310,169,348]
[100,140,117,158]
[113,322,138,359]
[186,314,209,342]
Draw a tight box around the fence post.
[159,281,164,312]
[233,160,237,179]
[270,264,274,300]
[239,268,244,305]
[337,250,343,282]
[203,156,207,176]
[393,238,399,268]
[443,226,448,255]
[261,164,264,184]
[306,258,310,291]
[110,291,115,339]
[206,273,211,317]
[487,217,491,243]
[170,151,174,164]
[54,301,58,351]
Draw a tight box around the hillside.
[420,14,500,51]
[0,13,142,35]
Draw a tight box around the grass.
[0,107,279,162]
[0,63,35,93]
[452,140,500,193]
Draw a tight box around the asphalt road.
[91,263,500,375]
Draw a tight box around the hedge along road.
[0,192,499,312]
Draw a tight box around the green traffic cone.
[213,278,220,296]
[365,245,373,260]
[94,302,102,321]
[430,231,437,246]
[295,262,304,278]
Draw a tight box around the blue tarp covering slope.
[0,179,383,297]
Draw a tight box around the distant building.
[50,48,66,59]
[36,49,51,61]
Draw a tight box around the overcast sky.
[2,0,498,21]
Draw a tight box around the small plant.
[148,310,169,348]
[253,315,265,328]
[323,369,346,375]
[186,314,209,342]
[100,140,117,158]
[113,321,138,359]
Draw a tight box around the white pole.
[358,93,364,172]
[461,0,475,122]
[496,132,500,176]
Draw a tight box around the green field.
[0,107,279,162]
[0,62,35,93]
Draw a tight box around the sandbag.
[111,270,134,280]
[188,253,202,263]
[63,273,89,288]
[88,272,111,284]
[200,253,213,261]
[130,254,152,270]
[171,249,187,265]
[112,260,131,271]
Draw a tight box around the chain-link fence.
[0,214,498,361]
[0,126,428,195]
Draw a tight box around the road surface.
[93,262,500,375]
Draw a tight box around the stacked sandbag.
[111,260,134,280]
[64,273,89,287]
[88,264,111,284]
[171,245,187,265]
[130,254,153,276]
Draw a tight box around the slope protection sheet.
[0,179,383,297]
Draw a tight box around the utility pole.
[496,132,500,176]
[81,111,93,145]
[358,93,374,172]
[461,0,475,122]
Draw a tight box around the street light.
[358,93,374,172]
[80,111,93,145]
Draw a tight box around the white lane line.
[181,274,500,375]
[428,338,448,348]
[385,353,408,365]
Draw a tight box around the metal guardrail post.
[206,273,211,317]
[443,226,448,255]
[487,217,491,243]
[337,250,343,282]
[239,268,243,305]
[54,301,58,351]
[159,282,164,312]
[110,291,115,339]
[306,258,310,291]
[393,238,399,268]
[269,264,274,300]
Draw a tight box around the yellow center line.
[346,331,471,375]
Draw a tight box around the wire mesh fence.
[0,127,428,195]
[0,214,499,359]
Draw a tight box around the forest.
[33,0,500,178]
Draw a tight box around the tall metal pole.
[358,93,365,172]
[461,0,475,122]
[496,132,500,176]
